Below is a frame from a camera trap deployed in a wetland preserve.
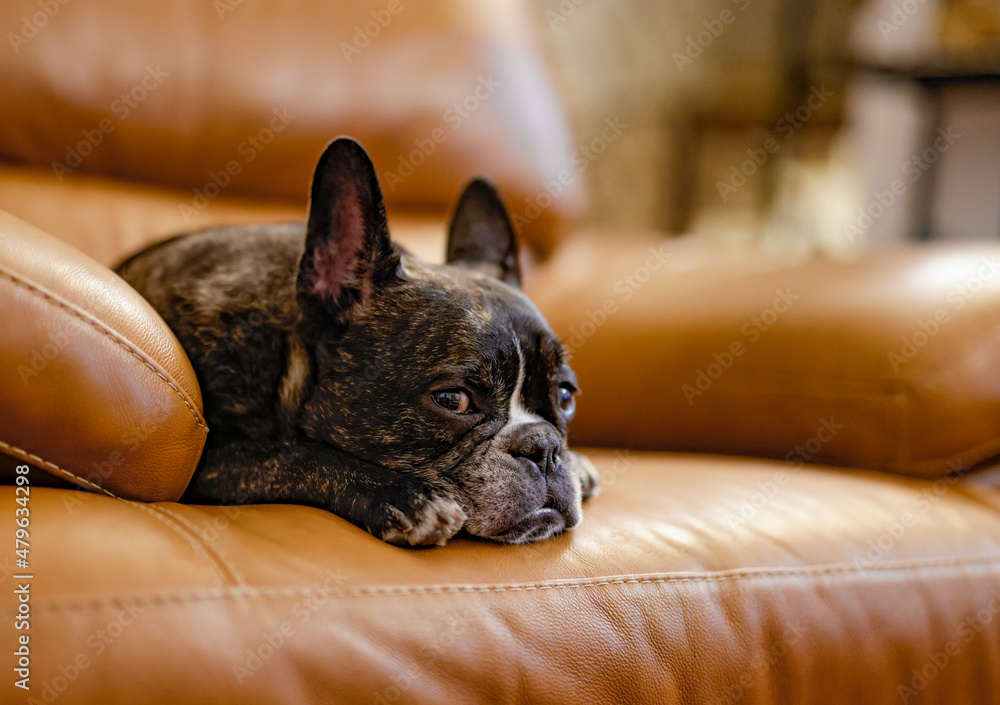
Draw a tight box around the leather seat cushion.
[3,449,998,703]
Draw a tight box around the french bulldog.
[115,137,599,547]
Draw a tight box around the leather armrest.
[0,210,207,501]
[528,234,1000,480]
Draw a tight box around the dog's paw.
[379,493,467,547]
[567,451,601,502]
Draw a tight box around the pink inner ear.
[311,182,366,298]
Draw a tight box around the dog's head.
[294,138,597,543]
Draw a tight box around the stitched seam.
[149,505,246,585]
[25,554,1000,613]
[0,450,233,584]
[0,439,118,498]
[903,436,1000,476]
[121,501,229,586]
[0,266,208,431]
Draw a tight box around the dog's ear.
[446,178,520,289]
[297,137,401,333]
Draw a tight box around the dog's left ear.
[446,178,520,289]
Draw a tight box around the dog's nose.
[509,422,561,476]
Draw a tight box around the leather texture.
[0,0,584,254]
[528,233,1000,479]
[2,450,998,704]
[3,0,1000,702]
[0,210,206,501]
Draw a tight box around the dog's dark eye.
[558,383,576,416]
[432,389,472,414]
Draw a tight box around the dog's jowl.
[116,137,599,546]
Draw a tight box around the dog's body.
[116,138,597,546]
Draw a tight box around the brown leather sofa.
[2,1,1000,703]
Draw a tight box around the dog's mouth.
[444,433,586,544]
[487,507,575,544]
[461,465,583,545]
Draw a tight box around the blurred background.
[534,0,1000,255]
[1,0,998,262]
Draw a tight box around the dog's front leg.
[182,437,467,546]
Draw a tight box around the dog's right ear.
[297,137,401,334]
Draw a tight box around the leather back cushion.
[528,235,1000,480]
[0,210,206,500]
[0,0,583,253]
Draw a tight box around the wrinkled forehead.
[478,279,565,371]
[395,259,566,375]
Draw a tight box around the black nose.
[509,422,561,476]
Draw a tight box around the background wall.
[531,0,1000,252]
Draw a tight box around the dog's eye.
[558,383,576,416]
[432,389,472,414]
